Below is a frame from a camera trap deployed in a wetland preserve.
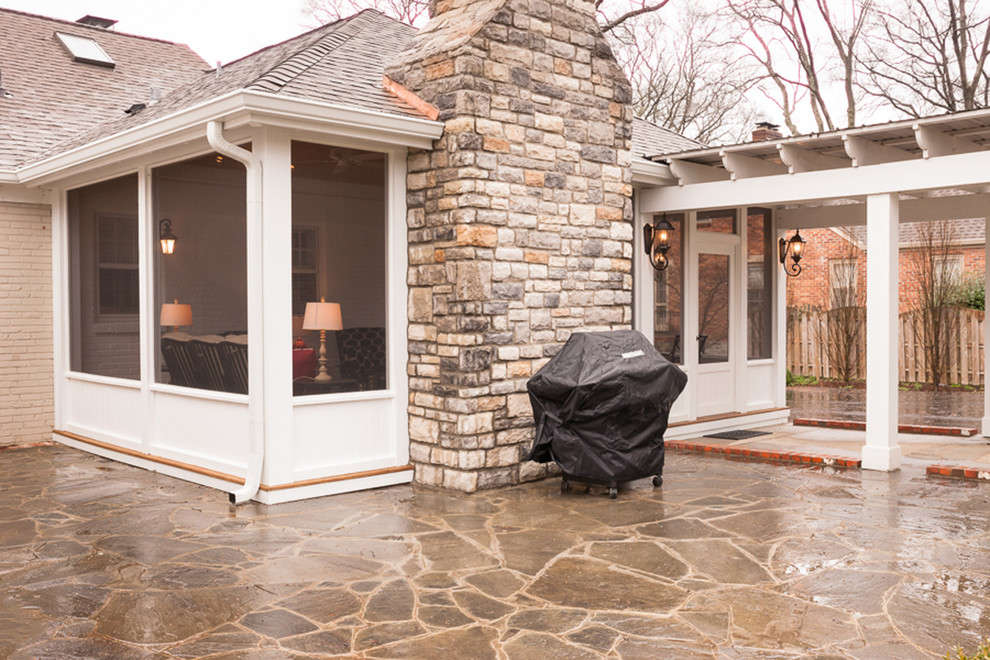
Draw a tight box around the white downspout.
[207,120,264,504]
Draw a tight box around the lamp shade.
[160,301,193,327]
[302,299,342,331]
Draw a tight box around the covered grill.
[526,330,687,497]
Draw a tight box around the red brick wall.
[785,228,985,313]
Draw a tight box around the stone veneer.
[386,0,634,491]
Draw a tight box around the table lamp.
[302,298,342,382]
[160,299,192,332]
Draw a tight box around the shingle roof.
[12,8,696,172]
[0,8,208,170]
[29,10,426,164]
[631,117,702,159]
[847,217,986,247]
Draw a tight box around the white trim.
[631,157,676,186]
[665,408,790,441]
[148,382,249,404]
[65,371,141,389]
[642,151,990,213]
[17,91,444,185]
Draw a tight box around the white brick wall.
[0,201,53,446]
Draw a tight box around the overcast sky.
[5,0,312,65]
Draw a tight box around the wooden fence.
[787,306,985,386]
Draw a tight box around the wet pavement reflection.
[2,445,990,658]
[788,386,984,429]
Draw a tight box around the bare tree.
[611,8,758,143]
[911,220,962,389]
[860,0,990,116]
[819,234,864,382]
[725,0,873,134]
[305,0,670,31]
[304,0,430,27]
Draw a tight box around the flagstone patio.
[2,444,989,659]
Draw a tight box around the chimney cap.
[755,121,780,130]
[76,15,118,29]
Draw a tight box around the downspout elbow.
[206,120,264,505]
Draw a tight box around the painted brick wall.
[0,201,53,446]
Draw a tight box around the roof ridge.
[0,6,201,50]
[245,12,373,95]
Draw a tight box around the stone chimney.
[386,0,635,492]
[752,121,782,142]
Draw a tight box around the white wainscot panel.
[64,378,142,447]
[746,362,775,410]
[151,391,249,474]
[293,398,397,479]
[696,365,734,417]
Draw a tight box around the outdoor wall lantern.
[159,218,177,255]
[779,230,806,277]
[643,215,674,272]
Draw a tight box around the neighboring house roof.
[844,217,986,248]
[0,7,208,170]
[631,117,702,159]
[29,10,428,165]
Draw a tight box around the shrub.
[953,273,985,311]
[946,639,990,660]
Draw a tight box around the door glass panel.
[698,253,730,363]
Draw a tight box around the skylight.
[55,32,115,68]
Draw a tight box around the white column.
[255,128,295,487]
[982,215,990,437]
[863,193,902,471]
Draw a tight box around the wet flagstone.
[3,445,990,658]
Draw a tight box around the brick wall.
[387,0,634,491]
[0,201,53,446]
[787,227,985,313]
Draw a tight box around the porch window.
[153,152,248,393]
[747,208,773,359]
[653,213,684,364]
[67,174,140,379]
[291,141,387,395]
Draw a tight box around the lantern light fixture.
[643,215,675,272]
[778,230,807,277]
[159,218,177,255]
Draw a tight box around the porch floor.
[3,443,990,658]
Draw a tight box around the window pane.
[747,208,773,359]
[291,142,387,395]
[698,253,730,363]
[154,152,248,393]
[653,213,683,364]
[67,174,140,378]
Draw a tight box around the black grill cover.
[526,330,687,483]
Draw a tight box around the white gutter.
[207,120,264,505]
[631,156,677,187]
[18,90,445,186]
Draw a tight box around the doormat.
[703,430,771,440]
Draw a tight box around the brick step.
[793,418,978,437]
